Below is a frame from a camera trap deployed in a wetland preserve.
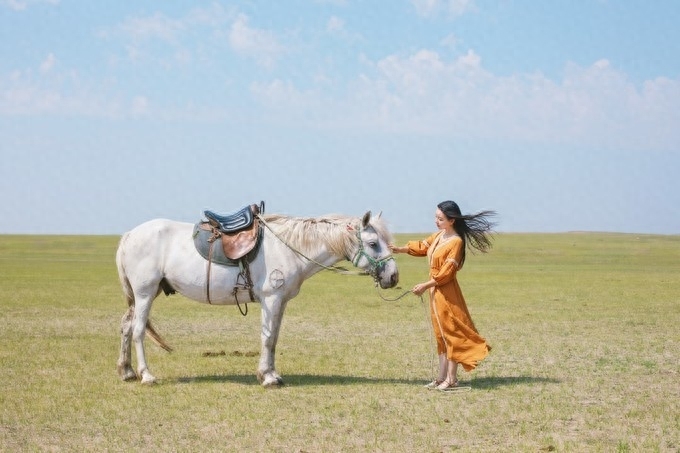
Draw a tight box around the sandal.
[424,379,443,389]
[436,379,459,390]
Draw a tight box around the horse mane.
[261,213,392,258]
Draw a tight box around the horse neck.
[265,215,357,268]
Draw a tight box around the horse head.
[350,211,399,289]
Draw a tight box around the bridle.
[350,228,395,283]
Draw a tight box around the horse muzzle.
[376,261,399,289]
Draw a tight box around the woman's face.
[435,208,454,231]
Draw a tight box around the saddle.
[193,202,264,265]
[204,201,264,234]
[193,202,265,310]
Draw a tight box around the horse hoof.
[121,370,137,382]
[118,365,137,381]
[140,372,157,384]
[261,376,284,387]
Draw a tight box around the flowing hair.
[437,200,496,268]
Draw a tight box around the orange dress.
[407,231,491,371]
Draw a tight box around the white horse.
[116,210,399,386]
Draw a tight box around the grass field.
[1,232,678,452]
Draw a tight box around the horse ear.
[376,210,382,219]
[362,211,371,228]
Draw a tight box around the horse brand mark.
[269,269,284,289]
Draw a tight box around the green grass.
[1,233,679,452]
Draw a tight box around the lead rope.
[375,288,436,380]
[375,286,471,393]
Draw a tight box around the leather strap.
[205,226,255,313]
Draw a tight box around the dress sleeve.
[406,233,438,257]
[431,237,464,286]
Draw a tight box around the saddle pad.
[192,222,262,266]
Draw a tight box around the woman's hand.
[412,282,428,296]
[412,279,436,296]
[389,244,406,254]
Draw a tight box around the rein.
[374,286,414,302]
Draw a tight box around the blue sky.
[1,0,679,235]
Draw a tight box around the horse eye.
[368,241,378,248]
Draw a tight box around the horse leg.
[117,306,136,381]
[257,296,288,387]
[132,294,157,384]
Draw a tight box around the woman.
[390,200,495,390]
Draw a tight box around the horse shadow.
[172,373,560,388]
[468,375,560,389]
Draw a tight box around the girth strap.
[205,229,255,315]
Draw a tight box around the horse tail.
[116,233,173,353]
[145,321,173,352]
[115,233,135,308]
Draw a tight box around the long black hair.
[437,200,496,268]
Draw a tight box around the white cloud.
[325,14,363,43]
[458,49,481,67]
[1,0,25,10]
[326,16,344,33]
[229,14,283,68]
[440,33,459,50]
[353,51,679,150]
[130,95,149,117]
[0,66,127,117]
[39,53,56,73]
[124,13,183,42]
[101,7,285,68]
[593,58,610,70]
[101,4,234,43]
[411,0,475,18]
[250,49,679,151]
[98,4,235,65]
[411,0,437,16]
[3,15,678,153]
[447,0,474,17]
[184,3,234,28]
[1,0,59,11]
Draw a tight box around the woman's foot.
[436,379,459,390]
[424,379,444,389]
